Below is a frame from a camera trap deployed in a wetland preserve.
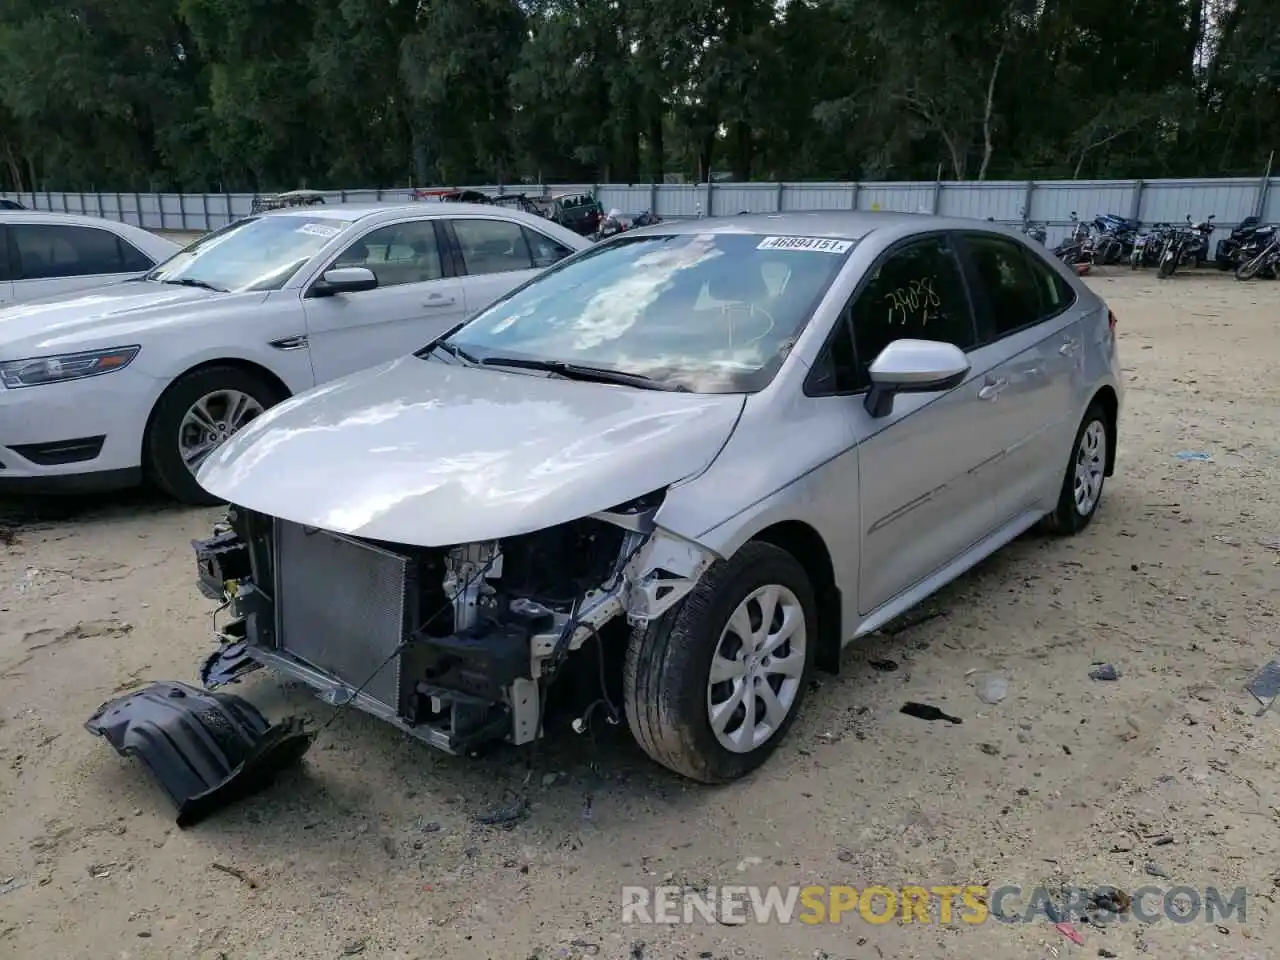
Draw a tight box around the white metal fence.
[3,176,1276,247]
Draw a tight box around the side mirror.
[311,266,377,297]
[864,339,970,418]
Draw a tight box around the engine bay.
[192,489,714,756]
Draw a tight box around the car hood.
[0,282,236,354]
[196,355,745,546]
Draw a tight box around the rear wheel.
[623,541,817,783]
[145,366,282,505]
[1041,403,1109,536]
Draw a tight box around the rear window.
[444,232,855,393]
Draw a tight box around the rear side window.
[117,237,156,272]
[452,219,534,276]
[962,233,1045,337]
[10,224,143,280]
[0,225,8,281]
[523,228,574,268]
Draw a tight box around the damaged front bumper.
[191,494,716,756]
[85,681,314,827]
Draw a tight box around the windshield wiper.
[160,277,227,292]
[425,340,480,365]
[478,356,686,391]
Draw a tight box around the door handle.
[1059,338,1080,355]
[423,297,457,308]
[978,377,1008,401]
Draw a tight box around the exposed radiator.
[273,520,416,713]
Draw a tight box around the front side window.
[11,224,129,279]
[331,220,443,287]
[452,218,534,276]
[145,214,353,292]
[848,236,976,389]
[442,232,854,393]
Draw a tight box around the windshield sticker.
[757,236,852,254]
[296,223,342,239]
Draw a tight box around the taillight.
[1108,309,1117,331]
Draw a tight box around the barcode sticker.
[297,223,342,238]
[757,236,853,254]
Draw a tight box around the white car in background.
[0,211,179,305]
[0,202,590,503]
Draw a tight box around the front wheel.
[1235,253,1265,281]
[145,365,282,505]
[623,541,817,783]
[1041,403,1109,536]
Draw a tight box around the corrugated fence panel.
[937,182,1027,221]
[1139,178,1261,246]
[1263,179,1280,224]
[2,176,1275,234]
[781,183,856,212]
[856,182,935,213]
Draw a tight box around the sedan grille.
[273,520,415,713]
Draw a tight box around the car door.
[442,217,575,315]
[301,218,467,383]
[954,232,1083,523]
[0,224,12,305]
[9,222,142,301]
[843,234,1006,615]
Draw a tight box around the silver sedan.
[184,211,1123,783]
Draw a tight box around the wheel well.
[750,521,843,675]
[141,359,293,460]
[1091,386,1118,476]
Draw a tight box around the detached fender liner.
[85,681,314,827]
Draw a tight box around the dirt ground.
[2,270,1278,960]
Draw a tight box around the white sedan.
[0,211,180,305]
[0,203,590,504]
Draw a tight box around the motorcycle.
[1215,216,1263,270]
[1234,225,1279,280]
[1155,214,1215,278]
[592,208,627,241]
[1053,212,1094,265]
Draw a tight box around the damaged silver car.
[162,212,1121,786]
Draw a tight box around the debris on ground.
[1144,861,1169,878]
[1246,660,1280,705]
[0,877,25,897]
[900,702,962,724]
[210,862,259,888]
[975,672,1009,704]
[867,658,898,672]
[473,796,530,827]
[1054,921,1085,945]
[1089,664,1121,681]
[1174,451,1213,461]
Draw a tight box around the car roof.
[0,209,150,229]
[259,201,580,234]
[629,210,955,240]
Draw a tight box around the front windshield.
[440,232,854,393]
[145,215,353,292]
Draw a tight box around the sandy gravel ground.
[1,271,1278,960]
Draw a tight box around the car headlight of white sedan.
[0,345,141,389]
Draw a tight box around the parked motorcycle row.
[1046,211,1276,281]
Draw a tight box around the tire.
[1041,402,1109,536]
[1235,255,1263,281]
[623,541,817,783]
[144,365,283,506]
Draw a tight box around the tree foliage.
[0,0,1274,191]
